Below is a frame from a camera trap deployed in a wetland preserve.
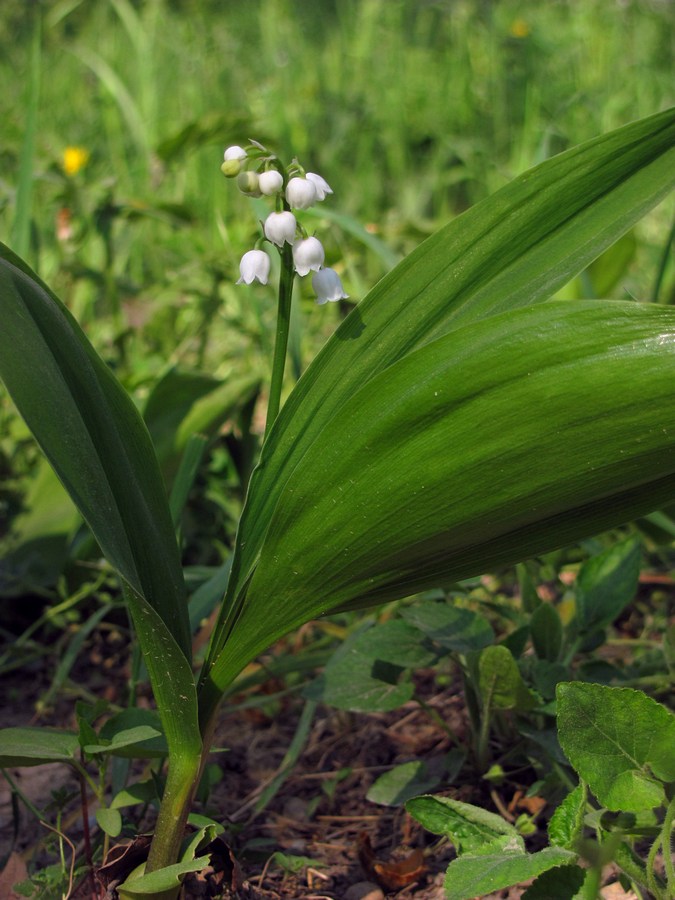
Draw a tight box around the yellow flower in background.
[509,19,530,39]
[62,146,89,176]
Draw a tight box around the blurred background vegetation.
[0,0,673,631]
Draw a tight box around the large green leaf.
[0,244,200,762]
[203,109,675,683]
[206,301,675,691]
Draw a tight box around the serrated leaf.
[202,109,675,698]
[548,784,586,849]
[530,603,563,662]
[443,847,576,900]
[405,795,522,855]
[574,538,641,633]
[0,727,79,767]
[556,683,675,812]
[367,762,441,807]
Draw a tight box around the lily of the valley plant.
[1,110,675,896]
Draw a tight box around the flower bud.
[312,268,349,304]
[258,170,284,195]
[286,176,318,210]
[237,171,261,196]
[224,145,247,161]
[264,211,297,247]
[237,249,271,285]
[306,172,333,201]
[221,159,242,177]
[293,237,325,276]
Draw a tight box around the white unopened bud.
[264,211,297,247]
[312,268,349,304]
[237,250,271,285]
[293,237,325,276]
[306,172,333,201]
[258,170,284,195]
[224,145,247,161]
[285,177,318,210]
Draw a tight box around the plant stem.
[264,241,295,437]
[144,752,202,879]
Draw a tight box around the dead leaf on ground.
[357,832,426,892]
[0,852,28,900]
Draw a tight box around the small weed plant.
[1,110,674,897]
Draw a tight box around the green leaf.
[521,865,589,900]
[99,708,168,758]
[117,857,211,897]
[202,109,675,695]
[367,762,442,807]
[0,727,79,767]
[556,683,675,811]
[111,780,159,809]
[96,807,123,837]
[208,300,675,693]
[0,243,190,661]
[306,631,414,713]
[574,537,641,633]
[479,645,537,712]
[405,795,523,855]
[399,601,494,653]
[548,784,586,849]
[84,725,162,756]
[357,619,437,668]
[443,847,576,900]
[530,603,563,662]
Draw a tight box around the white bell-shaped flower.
[224,145,247,161]
[312,267,349,304]
[258,170,284,196]
[237,250,271,285]
[306,172,333,201]
[293,237,325,276]
[264,211,297,247]
[285,177,318,210]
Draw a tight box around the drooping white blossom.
[285,177,318,210]
[237,250,271,285]
[312,267,349,304]
[258,170,284,196]
[293,237,325,276]
[264,211,297,247]
[224,145,247,161]
[306,172,333,201]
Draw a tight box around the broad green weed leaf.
[112,780,159,810]
[204,109,675,688]
[405,795,523,855]
[0,727,79,767]
[556,683,675,811]
[443,847,576,900]
[357,620,437,668]
[479,646,537,712]
[306,638,414,713]
[530,603,562,662]
[574,537,641,633]
[521,865,590,900]
[399,601,494,653]
[207,301,675,693]
[367,762,441,807]
[548,784,586,849]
